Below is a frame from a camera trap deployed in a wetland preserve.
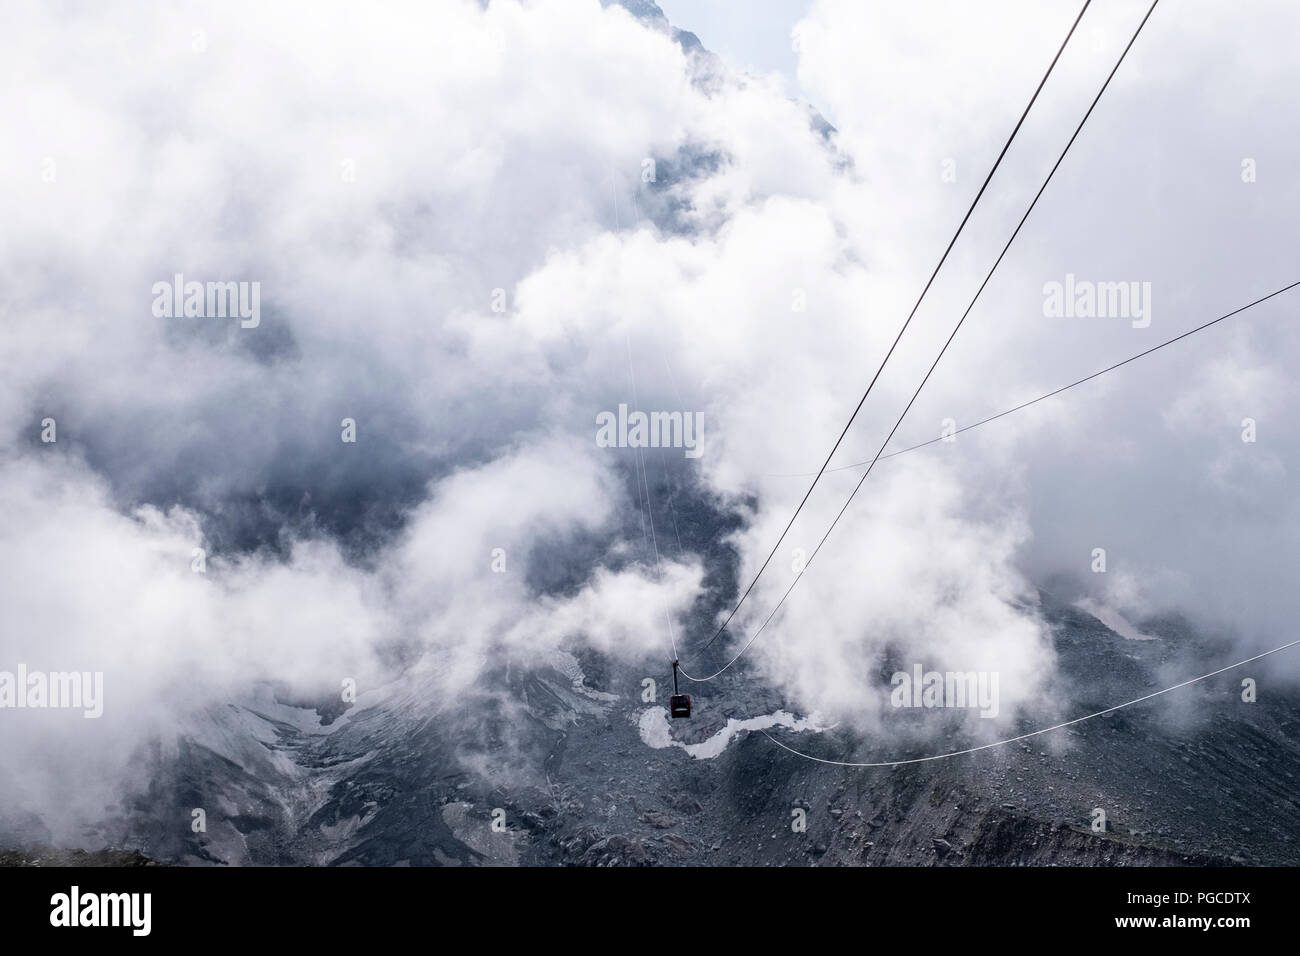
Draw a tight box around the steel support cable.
[681,0,1160,682]
[696,0,1096,656]
[766,280,1300,477]
[758,639,1300,767]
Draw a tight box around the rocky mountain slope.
[34,588,1295,867]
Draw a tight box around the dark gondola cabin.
[669,660,691,718]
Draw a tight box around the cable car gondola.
[670,660,691,718]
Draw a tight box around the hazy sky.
[657,0,819,107]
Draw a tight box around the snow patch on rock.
[638,707,824,759]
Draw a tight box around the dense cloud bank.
[2,0,1297,833]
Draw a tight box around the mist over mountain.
[1,0,1297,864]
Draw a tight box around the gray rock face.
[75,589,1300,867]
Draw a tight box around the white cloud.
[2,0,1299,836]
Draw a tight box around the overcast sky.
[657,0,818,107]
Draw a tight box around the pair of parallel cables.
[627,0,1300,763]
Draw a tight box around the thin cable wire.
[763,279,1300,478]
[614,169,684,667]
[625,330,682,664]
[698,0,1094,654]
[757,639,1300,767]
[654,345,691,561]
[682,0,1160,682]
